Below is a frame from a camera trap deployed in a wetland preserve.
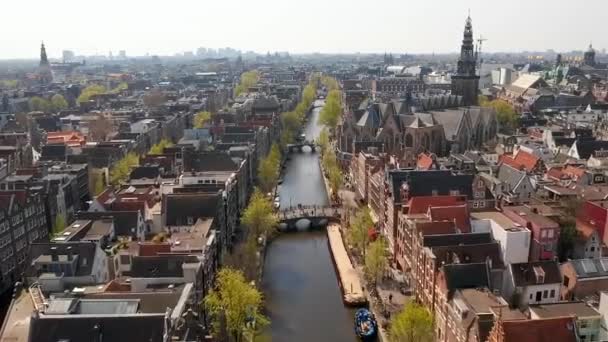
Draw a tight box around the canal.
[262,100,356,341]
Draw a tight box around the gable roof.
[500,150,540,172]
[408,195,467,214]
[497,317,577,342]
[497,164,527,189]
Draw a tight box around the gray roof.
[431,109,466,141]
[497,164,526,189]
[569,258,608,279]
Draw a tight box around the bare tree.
[88,114,113,142]
[143,90,166,108]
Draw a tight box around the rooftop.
[530,302,600,319]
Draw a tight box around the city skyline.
[1,0,607,59]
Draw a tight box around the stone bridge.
[286,141,318,153]
[277,205,343,231]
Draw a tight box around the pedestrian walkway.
[326,224,366,305]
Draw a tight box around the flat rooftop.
[530,302,600,319]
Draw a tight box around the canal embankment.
[327,224,366,306]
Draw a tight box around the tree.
[257,157,279,194]
[88,114,113,142]
[389,301,434,342]
[143,89,166,108]
[318,128,330,154]
[281,111,301,134]
[77,84,106,104]
[365,237,388,286]
[111,82,129,93]
[29,96,51,112]
[91,172,105,196]
[318,90,342,128]
[328,165,342,200]
[110,152,139,186]
[558,223,577,262]
[53,214,66,235]
[203,268,269,342]
[480,98,518,132]
[235,70,260,96]
[50,94,68,112]
[321,76,340,91]
[348,208,373,257]
[194,111,212,128]
[149,139,173,155]
[241,189,278,238]
[0,80,19,89]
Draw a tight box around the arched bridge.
[286,141,318,153]
[277,205,343,231]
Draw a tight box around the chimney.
[50,247,58,262]
[66,246,73,261]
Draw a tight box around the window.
[550,289,555,298]
[543,290,548,299]
[542,230,548,238]
[547,229,554,238]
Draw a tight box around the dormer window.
[533,265,545,284]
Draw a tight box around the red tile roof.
[546,167,570,181]
[498,317,577,342]
[408,195,467,214]
[563,165,586,180]
[500,150,540,172]
[579,201,608,239]
[428,204,471,233]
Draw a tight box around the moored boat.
[354,308,377,340]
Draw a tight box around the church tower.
[38,42,53,85]
[584,43,596,67]
[451,15,479,106]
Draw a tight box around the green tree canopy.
[318,90,342,128]
[78,84,107,104]
[53,214,66,235]
[318,128,330,154]
[29,96,51,112]
[365,237,388,286]
[51,94,68,112]
[194,111,212,128]
[204,268,269,342]
[241,188,278,238]
[109,152,139,186]
[479,96,518,131]
[281,111,301,134]
[348,207,373,257]
[148,139,174,155]
[389,301,434,342]
[235,70,260,96]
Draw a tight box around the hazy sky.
[2,0,606,59]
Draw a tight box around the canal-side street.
[262,100,357,342]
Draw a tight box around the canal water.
[262,100,356,342]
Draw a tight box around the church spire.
[451,14,480,106]
[40,42,49,67]
[457,15,477,76]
